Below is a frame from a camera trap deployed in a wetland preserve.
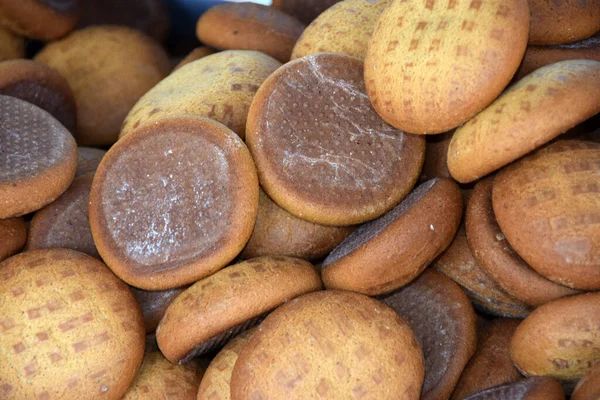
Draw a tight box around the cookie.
[292,0,390,60]
[240,189,354,261]
[0,59,76,134]
[173,46,216,71]
[449,60,600,183]
[0,95,77,219]
[90,116,259,290]
[246,53,425,226]
[462,377,565,400]
[0,0,79,41]
[76,146,106,177]
[452,319,523,399]
[197,329,256,400]
[510,292,600,387]
[120,50,281,141]
[35,25,171,146]
[434,226,532,318]
[231,290,424,399]
[492,140,600,290]
[27,174,98,258]
[0,249,145,399]
[572,363,600,400]
[382,269,477,400]
[466,176,578,306]
[196,2,305,63]
[0,217,26,262]
[528,0,600,45]
[271,0,343,24]
[156,256,321,363]
[365,0,529,134]
[130,286,186,333]
[0,25,23,62]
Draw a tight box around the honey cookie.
[173,46,216,71]
[35,25,171,146]
[271,0,343,25]
[0,59,76,133]
[292,0,391,60]
[492,140,600,290]
[240,189,354,261]
[0,217,26,262]
[463,377,565,400]
[0,0,79,41]
[247,53,425,226]
[0,95,77,219]
[130,286,186,333]
[0,25,23,62]
[196,2,305,63]
[448,60,600,183]
[528,0,600,45]
[76,146,105,177]
[322,178,462,295]
[90,116,259,290]
[382,269,477,400]
[156,256,321,363]
[0,249,145,399]
[365,0,529,134]
[572,363,600,400]
[120,50,281,140]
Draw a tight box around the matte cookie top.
[0,0,79,40]
[89,116,258,290]
[365,0,530,134]
[528,0,600,45]
[246,53,425,226]
[0,95,77,218]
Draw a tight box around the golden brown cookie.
[197,328,256,400]
[0,249,145,399]
[452,319,523,399]
[0,0,79,41]
[90,116,258,290]
[528,0,600,45]
[382,269,477,400]
[271,0,343,24]
[240,189,354,261]
[572,363,600,400]
[462,377,565,400]
[448,60,600,183]
[365,0,529,134]
[120,50,281,140]
[510,292,600,387]
[122,351,203,399]
[173,46,216,71]
[0,217,26,262]
[247,53,425,226]
[35,25,171,146]
[196,2,305,63]
[231,290,425,400]
[0,25,23,61]
[27,174,98,258]
[130,286,186,333]
[156,256,321,363]
[434,226,532,318]
[292,0,390,60]
[76,146,105,177]
[466,176,578,306]
[492,140,600,290]
[0,95,77,219]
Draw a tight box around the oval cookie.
[0,0,79,40]
[572,363,600,400]
[528,0,600,45]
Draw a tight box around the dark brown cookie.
[271,0,342,25]
[0,217,26,262]
[462,377,565,400]
[130,286,186,333]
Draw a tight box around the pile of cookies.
[0,0,599,399]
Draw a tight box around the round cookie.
[510,292,600,386]
[130,286,186,333]
[0,249,145,399]
[28,174,98,258]
[35,25,171,146]
[156,256,321,363]
[122,351,203,399]
[0,25,23,62]
[76,146,105,177]
[230,290,425,400]
[448,60,600,183]
[572,363,600,400]
[240,189,354,261]
[381,269,477,400]
[434,226,532,318]
[322,178,462,295]
[291,0,391,60]
[0,95,77,219]
[365,0,529,134]
[246,53,425,226]
[0,59,76,133]
[120,50,281,141]
[466,176,578,306]
[463,377,565,400]
[0,0,79,41]
[271,0,343,25]
[90,116,259,290]
[0,217,26,262]
[528,0,600,45]
[173,46,216,71]
[197,328,256,400]
[492,140,600,290]
[196,2,305,63]
[452,319,523,400]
